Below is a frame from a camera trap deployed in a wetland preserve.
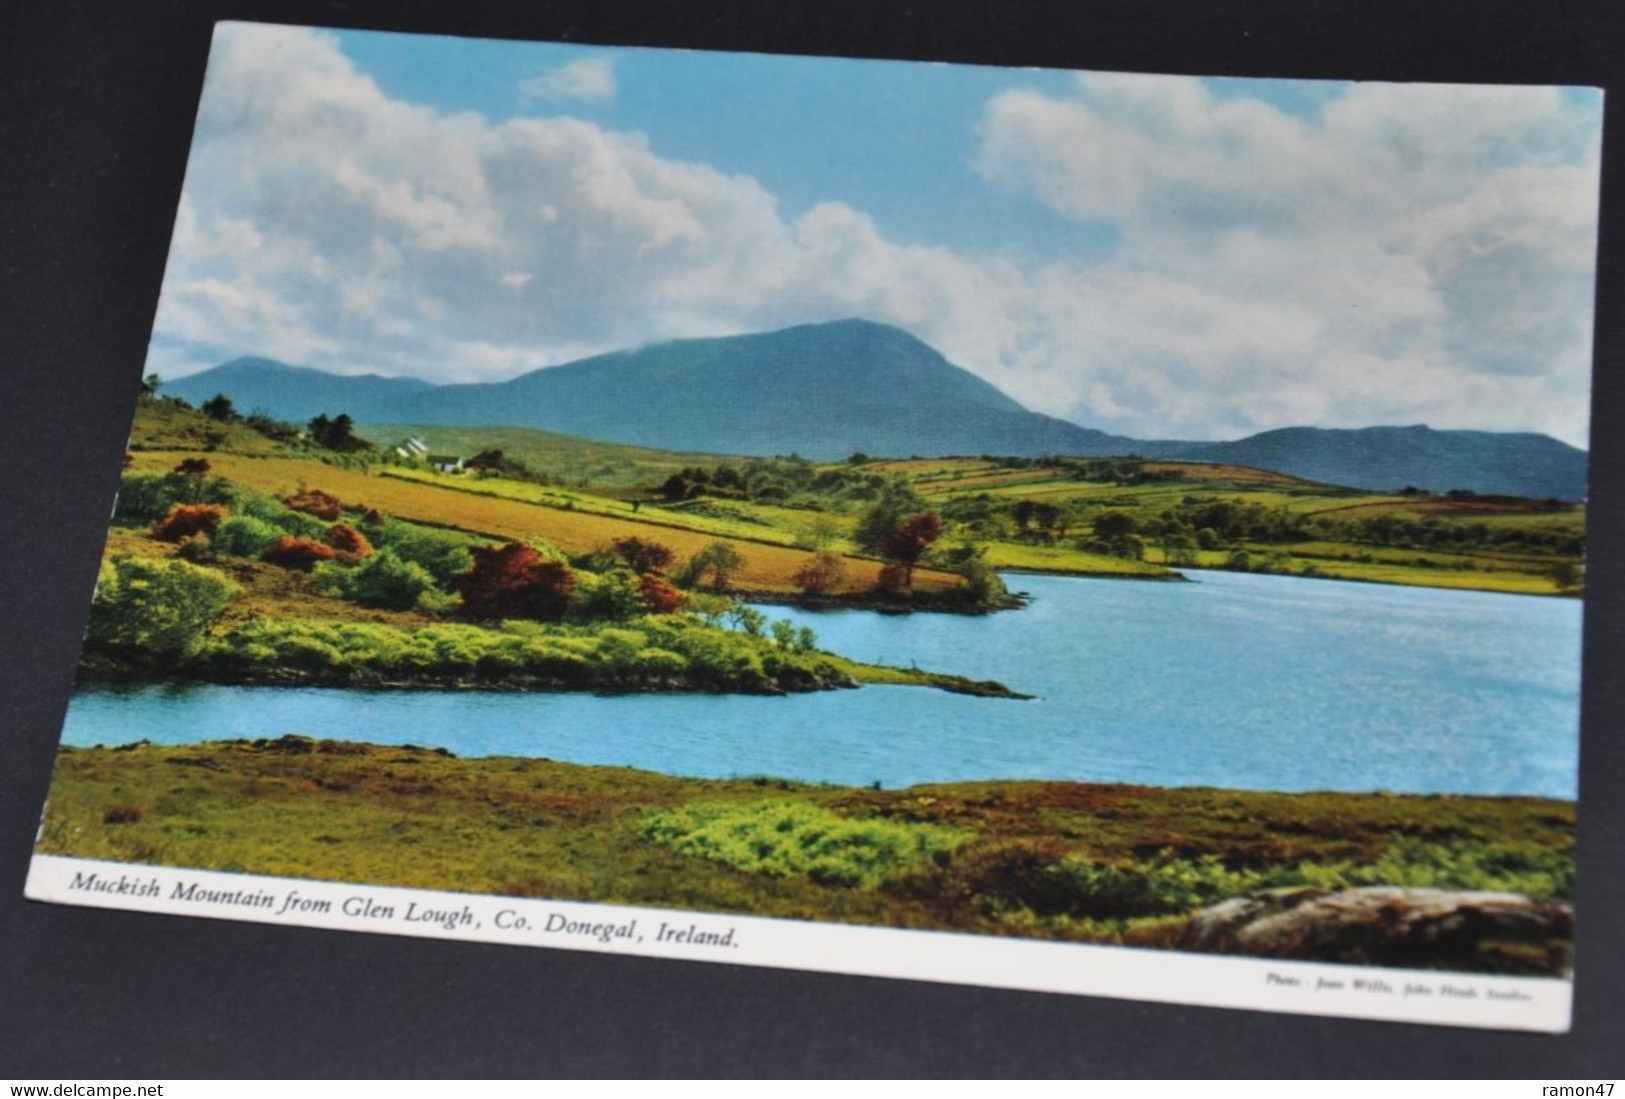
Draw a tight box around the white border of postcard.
[27,855,1571,1032]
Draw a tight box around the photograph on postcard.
[26,22,1599,1031]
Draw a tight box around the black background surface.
[3,0,1623,1078]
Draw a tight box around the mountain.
[1174,426,1588,501]
[167,320,1588,499]
[413,319,1137,459]
[165,357,435,421]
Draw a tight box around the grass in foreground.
[39,740,1574,972]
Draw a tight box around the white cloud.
[973,73,1601,443]
[154,26,1601,446]
[520,56,617,104]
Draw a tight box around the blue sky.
[335,31,1122,261]
[150,24,1603,444]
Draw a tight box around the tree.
[726,605,767,637]
[454,542,574,621]
[140,374,163,397]
[612,536,675,575]
[1550,561,1583,592]
[793,513,842,552]
[875,512,942,589]
[1093,511,1138,540]
[308,412,371,453]
[680,542,746,591]
[466,448,506,472]
[201,394,240,423]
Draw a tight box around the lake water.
[59,571,1582,797]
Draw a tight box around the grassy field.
[150,409,1583,597]
[358,423,737,489]
[37,739,1574,972]
[125,451,963,598]
[877,457,1584,595]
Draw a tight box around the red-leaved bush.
[284,488,344,521]
[151,504,227,543]
[261,535,339,572]
[637,573,684,613]
[453,542,574,621]
[326,523,373,559]
[612,536,675,575]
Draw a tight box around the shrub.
[240,494,327,540]
[319,550,439,611]
[454,542,574,621]
[261,535,339,572]
[642,802,971,888]
[213,514,282,558]
[284,487,344,521]
[115,473,236,525]
[88,556,237,659]
[637,573,683,613]
[792,551,847,595]
[175,532,215,563]
[954,555,1006,603]
[103,803,146,825]
[612,536,675,575]
[373,521,473,586]
[326,523,373,560]
[568,568,644,622]
[151,504,227,542]
[877,562,911,592]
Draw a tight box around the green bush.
[371,521,474,586]
[568,568,644,622]
[213,514,282,558]
[239,494,327,540]
[88,556,237,659]
[1278,839,1574,900]
[317,550,440,611]
[113,472,238,526]
[643,802,972,888]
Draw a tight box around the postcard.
[26,21,1599,1032]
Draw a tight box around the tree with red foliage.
[637,573,684,613]
[326,523,373,560]
[261,535,339,572]
[611,536,675,575]
[151,504,227,542]
[453,542,574,621]
[876,512,942,589]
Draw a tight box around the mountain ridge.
[163,319,1588,499]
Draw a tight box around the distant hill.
[165,358,435,422]
[168,319,1589,499]
[1176,426,1587,501]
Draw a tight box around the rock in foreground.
[1178,887,1573,976]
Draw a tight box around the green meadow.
[37,737,1574,974]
